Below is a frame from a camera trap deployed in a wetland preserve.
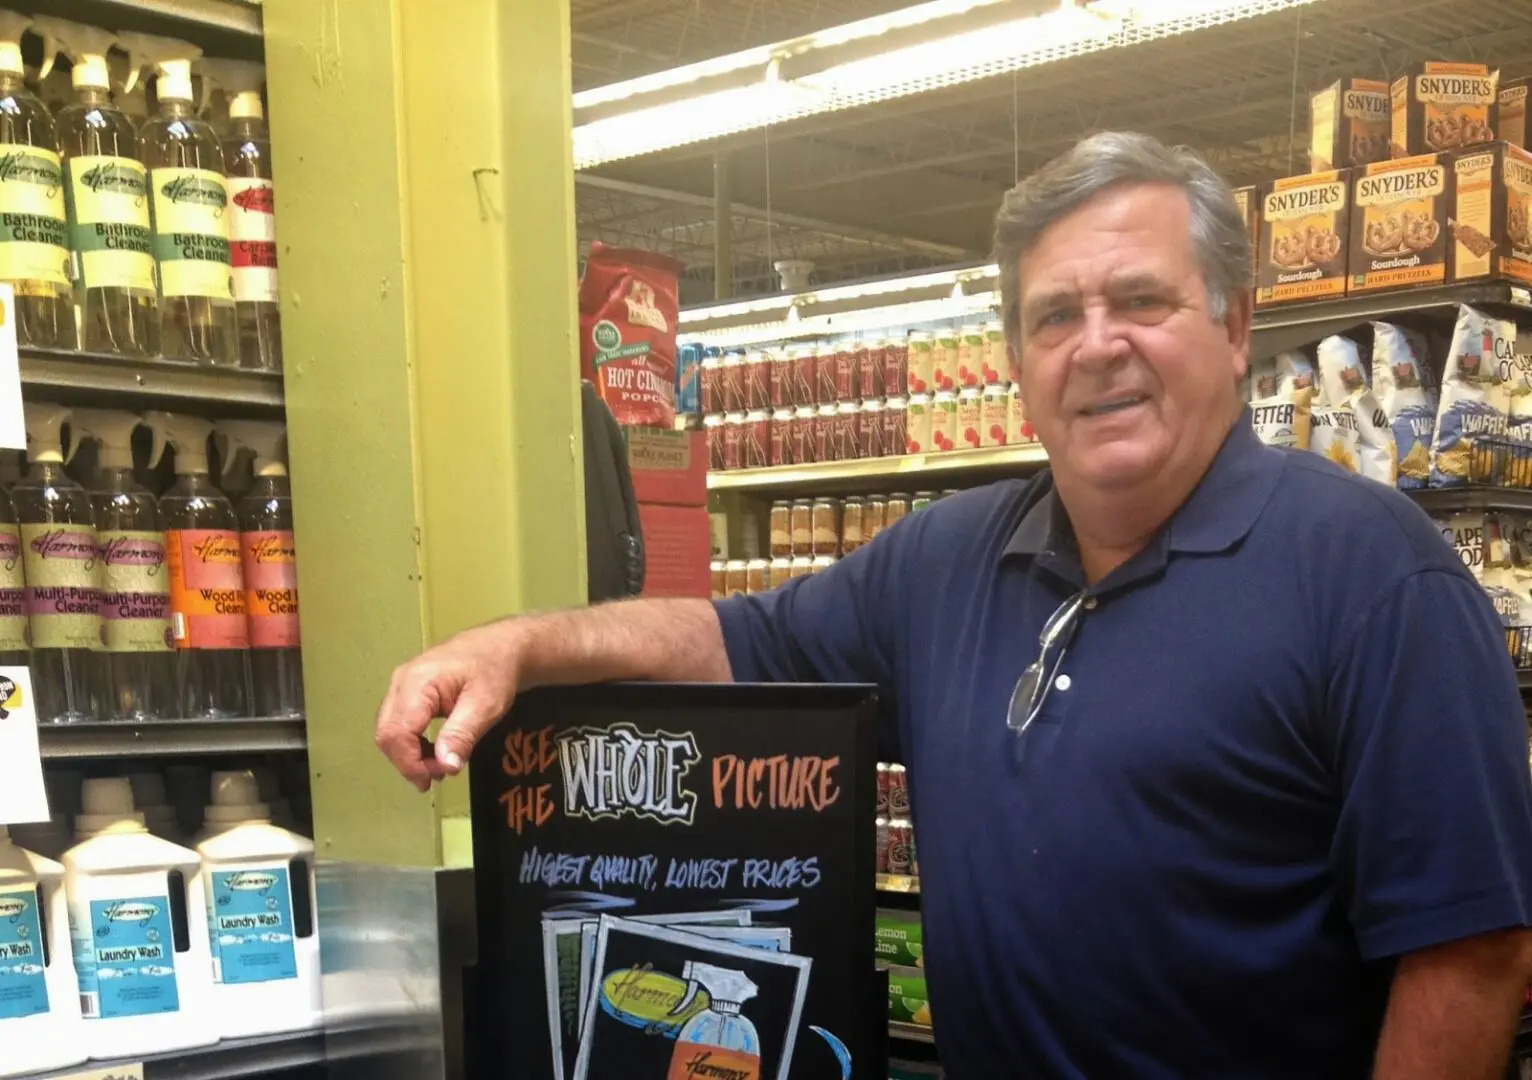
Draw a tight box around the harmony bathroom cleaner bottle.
[200,59,279,372]
[63,777,216,1058]
[668,962,762,1080]
[0,825,85,1078]
[0,12,73,348]
[195,770,319,1036]
[144,411,249,717]
[217,420,301,717]
[71,409,172,721]
[0,485,29,668]
[16,404,100,724]
[121,33,235,365]
[37,17,158,357]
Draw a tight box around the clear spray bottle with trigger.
[119,33,236,366]
[69,410,173,720]
[0,12,73,348]
[15,404,101,724]
[200,59,280,372]
[216,420,302,717]
[667,962,762,1080]
[36,17,159,358]
[144,411,250,717]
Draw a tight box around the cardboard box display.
[1449,141,1532,287]
[1391,62,1499,157]
[637,502,711,598]
[1501,77,1529,149]
[1311,78,1390,171]
[1256,170,1351,307]
[1230,184,1260,291]
[1349,152,1452,293]
[624,426,706,507]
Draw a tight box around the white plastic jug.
[62,778,218,1059]
[195,770,320,1037]
[0,825,85,1077]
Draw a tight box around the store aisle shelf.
[28,1031,320,1080]
[889,1020,936,1045]
[48,0,263,43]
[709,444,1049,496]
[39,715,306,759]
[21,347,285,416]
[1407,487,1532,514]
[1251,282,1532,357]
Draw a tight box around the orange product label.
[166,528,249,649]
[241,529,300,649]
[667,1044,761,1080]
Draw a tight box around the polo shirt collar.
[1002,409,1281,562]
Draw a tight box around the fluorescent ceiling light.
[572,0,1325,168]
[678,262,999,328]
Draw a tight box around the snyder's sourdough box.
[1450,141,1532,286]
[1501,78,1529,149]
[1311,78,1391,171]
[1391,62,1499,157]
[1256,170,1350,307]
[1230,185,1260,290]
[1349,153,1452,292]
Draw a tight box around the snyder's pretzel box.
[1449,141,1532,287]
[1501,77,1529,149]
[1255,170,1350,307]
[1310,78,1390,171]
[1391,62,1499,158]
[1230,185,1260,290]
[1348,152,1452,293]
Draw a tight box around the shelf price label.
[57,1067,145,1080]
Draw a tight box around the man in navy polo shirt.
[376,132,1532,1077]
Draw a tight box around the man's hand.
[374,620,525,792]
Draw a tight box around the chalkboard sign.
[468,683,880,1080]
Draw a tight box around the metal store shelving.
[708,443,1048,496]
[39,0,263,53]
[1251,282,1532,358]
[38,715,307,760]
[889,1020,936,1045]
[21,348,285,416]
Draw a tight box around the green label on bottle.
[150,166,232,300]
[98,530,171,652]
[21,523,101,650]
[0,144,69,294]
[0,524,28,652]
[67,155,155,292]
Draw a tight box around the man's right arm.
[374,598,731,790]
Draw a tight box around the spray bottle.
[37,17,159,358]
[120,33,235,366]
[668,962,761,1080]
[144,411,248,717]
[71,409,172,720]
[217,421,301,717]
[16,404,100,724]
[200,59,279,372]
[0,825,85,1077]
[0,481,29,669]
[0,13,73,348]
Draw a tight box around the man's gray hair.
[992,131,1251,348]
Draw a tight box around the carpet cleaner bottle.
[217,420,301,717]
[0,12,73,348]
[36,17,158,357]
[71,409,173,721]
[120,33,235,366]
[0,485,30,668]
[63,777,216,1058]
[16,404,100,724]
[145,411,249,717]
[195,770,319,1036]
[200,59,279,372]
[0,825,85,1078]
[667,962,762,1080]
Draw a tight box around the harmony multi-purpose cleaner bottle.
[37,17,159,357]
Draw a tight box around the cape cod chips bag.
[1316,335,1370,406]
[1436,510,1488,580]
[1309,403,1360,471]
[1501,354,1532,488]
[1276,350,1317,396]
[1248,351,1315,449]
[1429,304,1513,486]
[1352,389,1398,486]
[1371,321,1437,488]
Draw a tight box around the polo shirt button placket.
[1083,596,1098,610]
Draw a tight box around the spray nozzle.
[69,409,142,473]
[674,962,758,1017]
[215,420,287,483]
[197,57,264,120]
[115,31,200,101]
[143,410,214,476]
[33,16,118,89]
[23,403,77,466]
[0,11,33,78]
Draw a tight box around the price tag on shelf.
[57,1066,145,1080]
[0,667,48,824]
[0,285,22,450]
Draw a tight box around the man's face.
[1012,183,1250,492]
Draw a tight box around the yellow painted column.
[262,0,586,866]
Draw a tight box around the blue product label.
[81,895,180,1018]
[0,887,49,1020]
[209,867,297,984]
[677,342,702,415]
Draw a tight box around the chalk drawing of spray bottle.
[666,961,761,1080]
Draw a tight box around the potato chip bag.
[1250,386,1313,449]
[1435,510,1488,581]
[1371,321,1437,489]
[1310,403,1360,471]
[1316,335,1370,405]
[1430,304,1513,487]
[1352,389,1398,486]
